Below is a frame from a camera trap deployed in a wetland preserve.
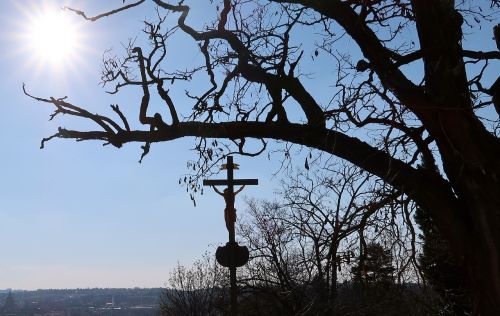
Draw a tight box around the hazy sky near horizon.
[0,0,497,290]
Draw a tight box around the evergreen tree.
[351,243,395,286]
[415,205,471,315]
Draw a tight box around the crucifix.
[203,156,258,316]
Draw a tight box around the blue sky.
[0,0,278,289]
[0,0,497,290]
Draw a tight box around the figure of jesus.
[212,185,245,232]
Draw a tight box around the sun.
[27,9,79,65]
[13,2,89,74]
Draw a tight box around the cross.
[203,156,258,316]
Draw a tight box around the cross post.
[203,156,258,316]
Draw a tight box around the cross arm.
[203,179,258,186]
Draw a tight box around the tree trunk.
[410,1,500,313]
[445,143,500,315]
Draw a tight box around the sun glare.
[15,3,88,74]
[28,10,79,64]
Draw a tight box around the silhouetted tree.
[159,253,228,316]
[415,205,472,315]
[237,163,421,314]
[27,1,500,313]
[164,192,433,316]
[337,243,401,315]
[351,243,395,286]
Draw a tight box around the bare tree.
[236,163,421,314]
[26,1,500,313]
[160,164,434,315]
[159,253,228,316]
[238,200,308,315]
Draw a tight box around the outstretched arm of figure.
[212,186,223,196]
[234,185,246,195]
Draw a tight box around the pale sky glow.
[11,1,89,76]
[0,0,497,291]
[26,8,80,65]
[0,264,173,289]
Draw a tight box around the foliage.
[351,242,395,286]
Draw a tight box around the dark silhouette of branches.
[27,1,500,313]
[162,163,438,315]
[237,163,423,313]
[159,253,228,316]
